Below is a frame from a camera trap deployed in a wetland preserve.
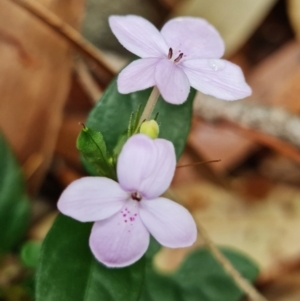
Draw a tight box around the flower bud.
[139,120,159,139]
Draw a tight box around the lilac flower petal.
[155,60,190,104]
[161,17,225,59]
[140,197,197,248]
[109,15,168,58]
[57,177,127,222]
[117,134,176,199]
[89,200,149,267]
[117,58,160,94]
[182,59,252,100]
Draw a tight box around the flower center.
[131,191,142,201]
[168,47,184,63]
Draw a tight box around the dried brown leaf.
[157,181,300,281]
[0,0,86,192]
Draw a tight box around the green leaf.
[86,79,196,160]
[77,126,107,163]
[36,214,146,301]
[37,73,196,300]
[139,248,259,301]
[77,126,116,179]
[0,134,30,253]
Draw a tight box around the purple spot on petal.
[125,220,127,223]
[123,214,126,217]
[134,214,137,216]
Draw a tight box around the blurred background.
[1,0,300,300]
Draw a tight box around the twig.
[166,189,269,301]
[10,0,115,79]
[194,96,300,150]
[185,143,229,188]
[74,58,102,104]
[196,222,268,301]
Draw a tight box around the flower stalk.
[138,86,160,127]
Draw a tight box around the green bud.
[139,120,159,139]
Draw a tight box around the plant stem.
[138,86,160,126]
[165,189,269,301]
[196,222,269,301]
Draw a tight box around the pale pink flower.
[109,15,252,104]
[58,134,197,267]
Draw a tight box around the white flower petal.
[155,59,190,104]
[117,58,160,94]
[117,134,176,199]
[182,59,252,100]
[161,17,225,59]
[57,177,127,222]
[89,200,150,267]
[109,15,168,58]
[140,197,197,248]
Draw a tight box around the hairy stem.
[138,86,160,126]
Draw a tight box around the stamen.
[131,192,142,201]
[168,48,173,59]
[174,53,184,63]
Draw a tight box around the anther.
[174,53,184,63]
[168,48,173,59]
[131,192,142,201]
